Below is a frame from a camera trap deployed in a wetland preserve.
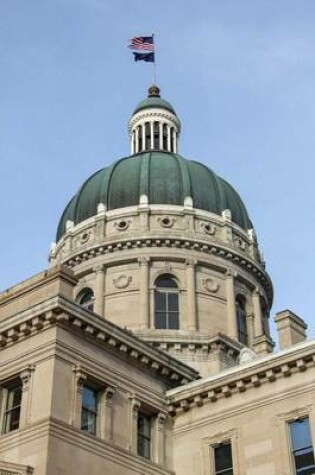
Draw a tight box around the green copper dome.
[133,84,177,115]
[56,152,252,241]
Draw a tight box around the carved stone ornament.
[201,277,220,293]
[239,347,257,364]
[113,274,132,289]
[114,219,131,231]
[234,236,247,251]
[200,222,216,235]
[157,216,176,228]
[79,230,92,244]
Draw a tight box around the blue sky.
[1,0,314,337]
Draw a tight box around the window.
[213,442,234,475]
[154,275,179,330]
[76,288,94,311]
[137,412,151,459]
[289,418,315,474]
[81,385,98,435]
[0,379,22,434]
[236,297,247,345]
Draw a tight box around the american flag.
[128,36,155,52]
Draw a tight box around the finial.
[148,84,160,97]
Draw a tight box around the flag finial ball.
[148,84,160,97]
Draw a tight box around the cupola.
[128,85,181,154]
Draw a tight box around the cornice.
[166,339,315,414]
[61,235,272,301]
[0,295,198,387]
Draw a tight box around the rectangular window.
[213,442,234,475]
[137,412,151,459]
[81,385,98,435]
[0,379,22,434]
[289,418,315,475]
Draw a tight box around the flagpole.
[152,33,157,84]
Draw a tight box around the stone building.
[0,85,314,475]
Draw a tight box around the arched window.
[236,296,248,345]
[154,275,179,329]
[77,288,94,312]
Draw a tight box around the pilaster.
[225,270,238,340]
[138,257,150,329]
[19,365,35,429]
[94,264,105,316]
[185,259,197,331]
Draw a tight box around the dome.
[132,84,177,116]
[56,151,253,241]
[133,96,176,115]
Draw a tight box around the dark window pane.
[168,293,178,311]
[295,448,315,469]
[214,443,233,471]
[156,276,177,288]
[137,413,151,459]
[155,312,166,329]
[169,312,179,330]
[291,420,313,451]
[155,292,166,311]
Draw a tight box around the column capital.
[157,412,167,428]
[93,264,105,273]
[226,269,236,279]
[20,365,35,391]
[138,256,150,266]
[72,365,87,391]
[185,258,197,267]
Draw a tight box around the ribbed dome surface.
[133,96,176,115]
[56,152,252,241]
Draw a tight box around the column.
[101,387,115,441]
[131,131,135,154]
[159,123,163,149]
[138,257,150,329]
[167,125,171,151]
[225,270,238,340]
[135,127,139,154]
[185,259,197,331]
[154,412,167,465]
[150,121,154,149]
[142,124,145,152]
[128,396,140,452]
[252,288,263,337]
[247,313,255,346]
[173,130,177,153]
[70,366,86,428]
[94,264,105,316]
[19,365,35,429]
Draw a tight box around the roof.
[56,151,253,241]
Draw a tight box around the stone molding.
[0,295,198,387]
[0,462,33,475]
[167,340,315,414]
[62,236,272,301]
